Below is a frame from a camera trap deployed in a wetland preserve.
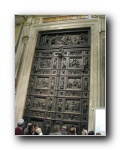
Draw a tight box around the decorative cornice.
[42,15,88,23]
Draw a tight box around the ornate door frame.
[15,16,105,132]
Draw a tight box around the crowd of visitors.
[15,119,101,136]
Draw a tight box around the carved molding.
[43,15,89,23]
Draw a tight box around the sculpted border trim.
[42,15,89,23]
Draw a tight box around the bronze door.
[23,28,90,135]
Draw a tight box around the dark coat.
[15,127,24,135]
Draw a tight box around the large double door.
[23,28,90,135]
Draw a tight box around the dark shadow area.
[105,16,112,139]
[17,134,106,143]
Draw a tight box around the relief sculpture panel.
[64,114,79,121]
[69,58,83,69]
[32,97,46,110]
[24,28,90,134]
[65,99,80,112]
[36,77,49,88]
[39,32,89,47]
[67,78,82,89]
[40,58,51,68]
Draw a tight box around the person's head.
[35,128,42,135]
[17,119,24,127]
[61,125,67,130]
[34,125,38,130]
[82,129,88,135]
[51,125,60,133]
[29,125,35,134]
[27,123,32,128]
[69,127,76,135]
[88,130,94,135]
[96,132,101,135]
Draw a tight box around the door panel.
[24,28,90,135]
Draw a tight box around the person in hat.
[60,125,68,135]
[15,119,24,135]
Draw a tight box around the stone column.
[15,16,37,126]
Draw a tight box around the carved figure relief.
[62,58,67,68]
[61,70,65,74]
[69,50,82,56]
[59,91,63,96]
[64,114,79,121]
[48,98,53,111]
[69,58,83,68]
[83,92,89,98]
[83,100,88,114]
[33,58,39,72]
[58,99,62,111]
[53,70,57,74]
[84,78,88,90]
[53,58,57,68]
[84,57,89,68]
[66,91,81,97]
[81,115,87,122]
[50,90,53,95]
[36,77,49,88]
[83,70,89,76]
[29,89,34,94]
[56,114,61,119]
[60,77,64,89]
[29,76,35,88]
[31,111,45,117]
[65,100,80,112]
[40,33,88,47]
[67,78,81,89]
[35,89,48,95]
[40,52,52,56]
[46,113,52,118]
[40,58,51,68]
[51,77,55,89]
[35,70,50,75]
[33,98,46,110]
[68,70,82,75]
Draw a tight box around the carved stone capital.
[33,17,43,24]
[91,15,99,18]
[22,36,29,43]
[100,31,105,37]
[99,15,105,18]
